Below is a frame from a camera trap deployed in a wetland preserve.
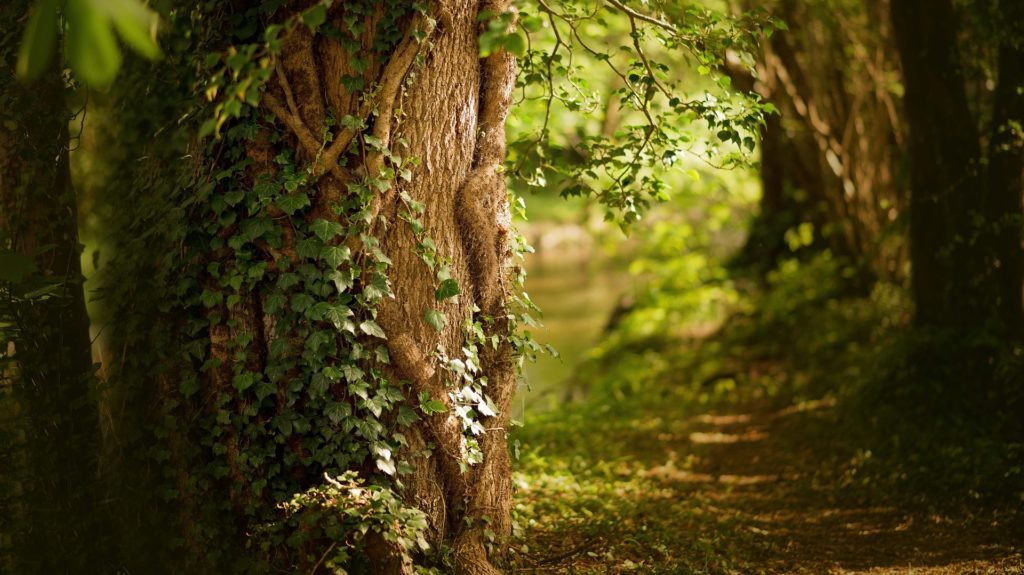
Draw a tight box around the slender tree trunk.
[0,4,108,571]
[986,2,1024,335]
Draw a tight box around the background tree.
[730,0,906,281]
[891,0,1023,333]
[0,1,108,571]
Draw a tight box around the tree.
[891,0,1023,333]
[731,0,906,281]
[87,1,770,573]
[0,1,109,571]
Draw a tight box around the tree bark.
[986,1,1024,335]
[892,0,1024,332]
[0,3,108,571]
[105,2,520,573]
[891,0,983,328]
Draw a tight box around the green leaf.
[310,218,344,242]
[276,193,310,215]
[359,320,386,339]
[424,308,447,332]
[302,5,327,30]
[420,398,447,415]
[103,0,162,60]
[324,402,349,425]
[67,0,122,87]
[397,405,419,426]
[435,278,459,301]
[320,245,351,269]
[503,31,527,57]
[16,0,59,80]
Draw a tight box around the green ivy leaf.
[324,402,349,425]
[301,4,327,30]
[276,193,310,215]
[420,398,447,415]
[320,245,351,269]
[435,278,460,301]
[424,308,447,332]
[310,218,345,242]
[397,405,419,426]
[359,320,386,339]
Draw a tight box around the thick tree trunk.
[892,0,1024,333]
[891,0,983,329]
[0,5,108,572]
[108,2,519,573]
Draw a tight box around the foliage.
[17,0,161,85]
[262,471,431,573]
[507,0,778,225]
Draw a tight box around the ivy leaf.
[424,308,447,332]
[420,398,447,415]
[435,278,460,301]
[232,372,257,392]
[375,457,396,476]
[320,245,351,269]
[310,218,344,242]
[478,397,498,418]
[323,304,353,329]
[276,193,310,215]
[324,402,349,425]
[301,4,327,30]
[359,320,386,339]
[397,405,419,426]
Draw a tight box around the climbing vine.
[88,1,771,573]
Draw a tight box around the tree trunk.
[0,3,108,571]
[892,0,1024,333]
[891,0,983,329]
[104,2,519,573]
[986,1,1024,335]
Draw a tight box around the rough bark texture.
[157,2,520,572]
[0,4,108,571]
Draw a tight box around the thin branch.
[604,0,676,34]
[627,13,671,99]
[261,92,345,181]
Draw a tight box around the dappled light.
[2,0,1022,574]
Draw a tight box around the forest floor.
[509,380,1024,574]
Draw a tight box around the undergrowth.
[510,251,1024,573]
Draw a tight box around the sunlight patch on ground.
[689,429,769,444]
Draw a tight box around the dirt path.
[675,401,1022,574]
[513,399,1023,574]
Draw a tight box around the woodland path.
[512,396,1023,574]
